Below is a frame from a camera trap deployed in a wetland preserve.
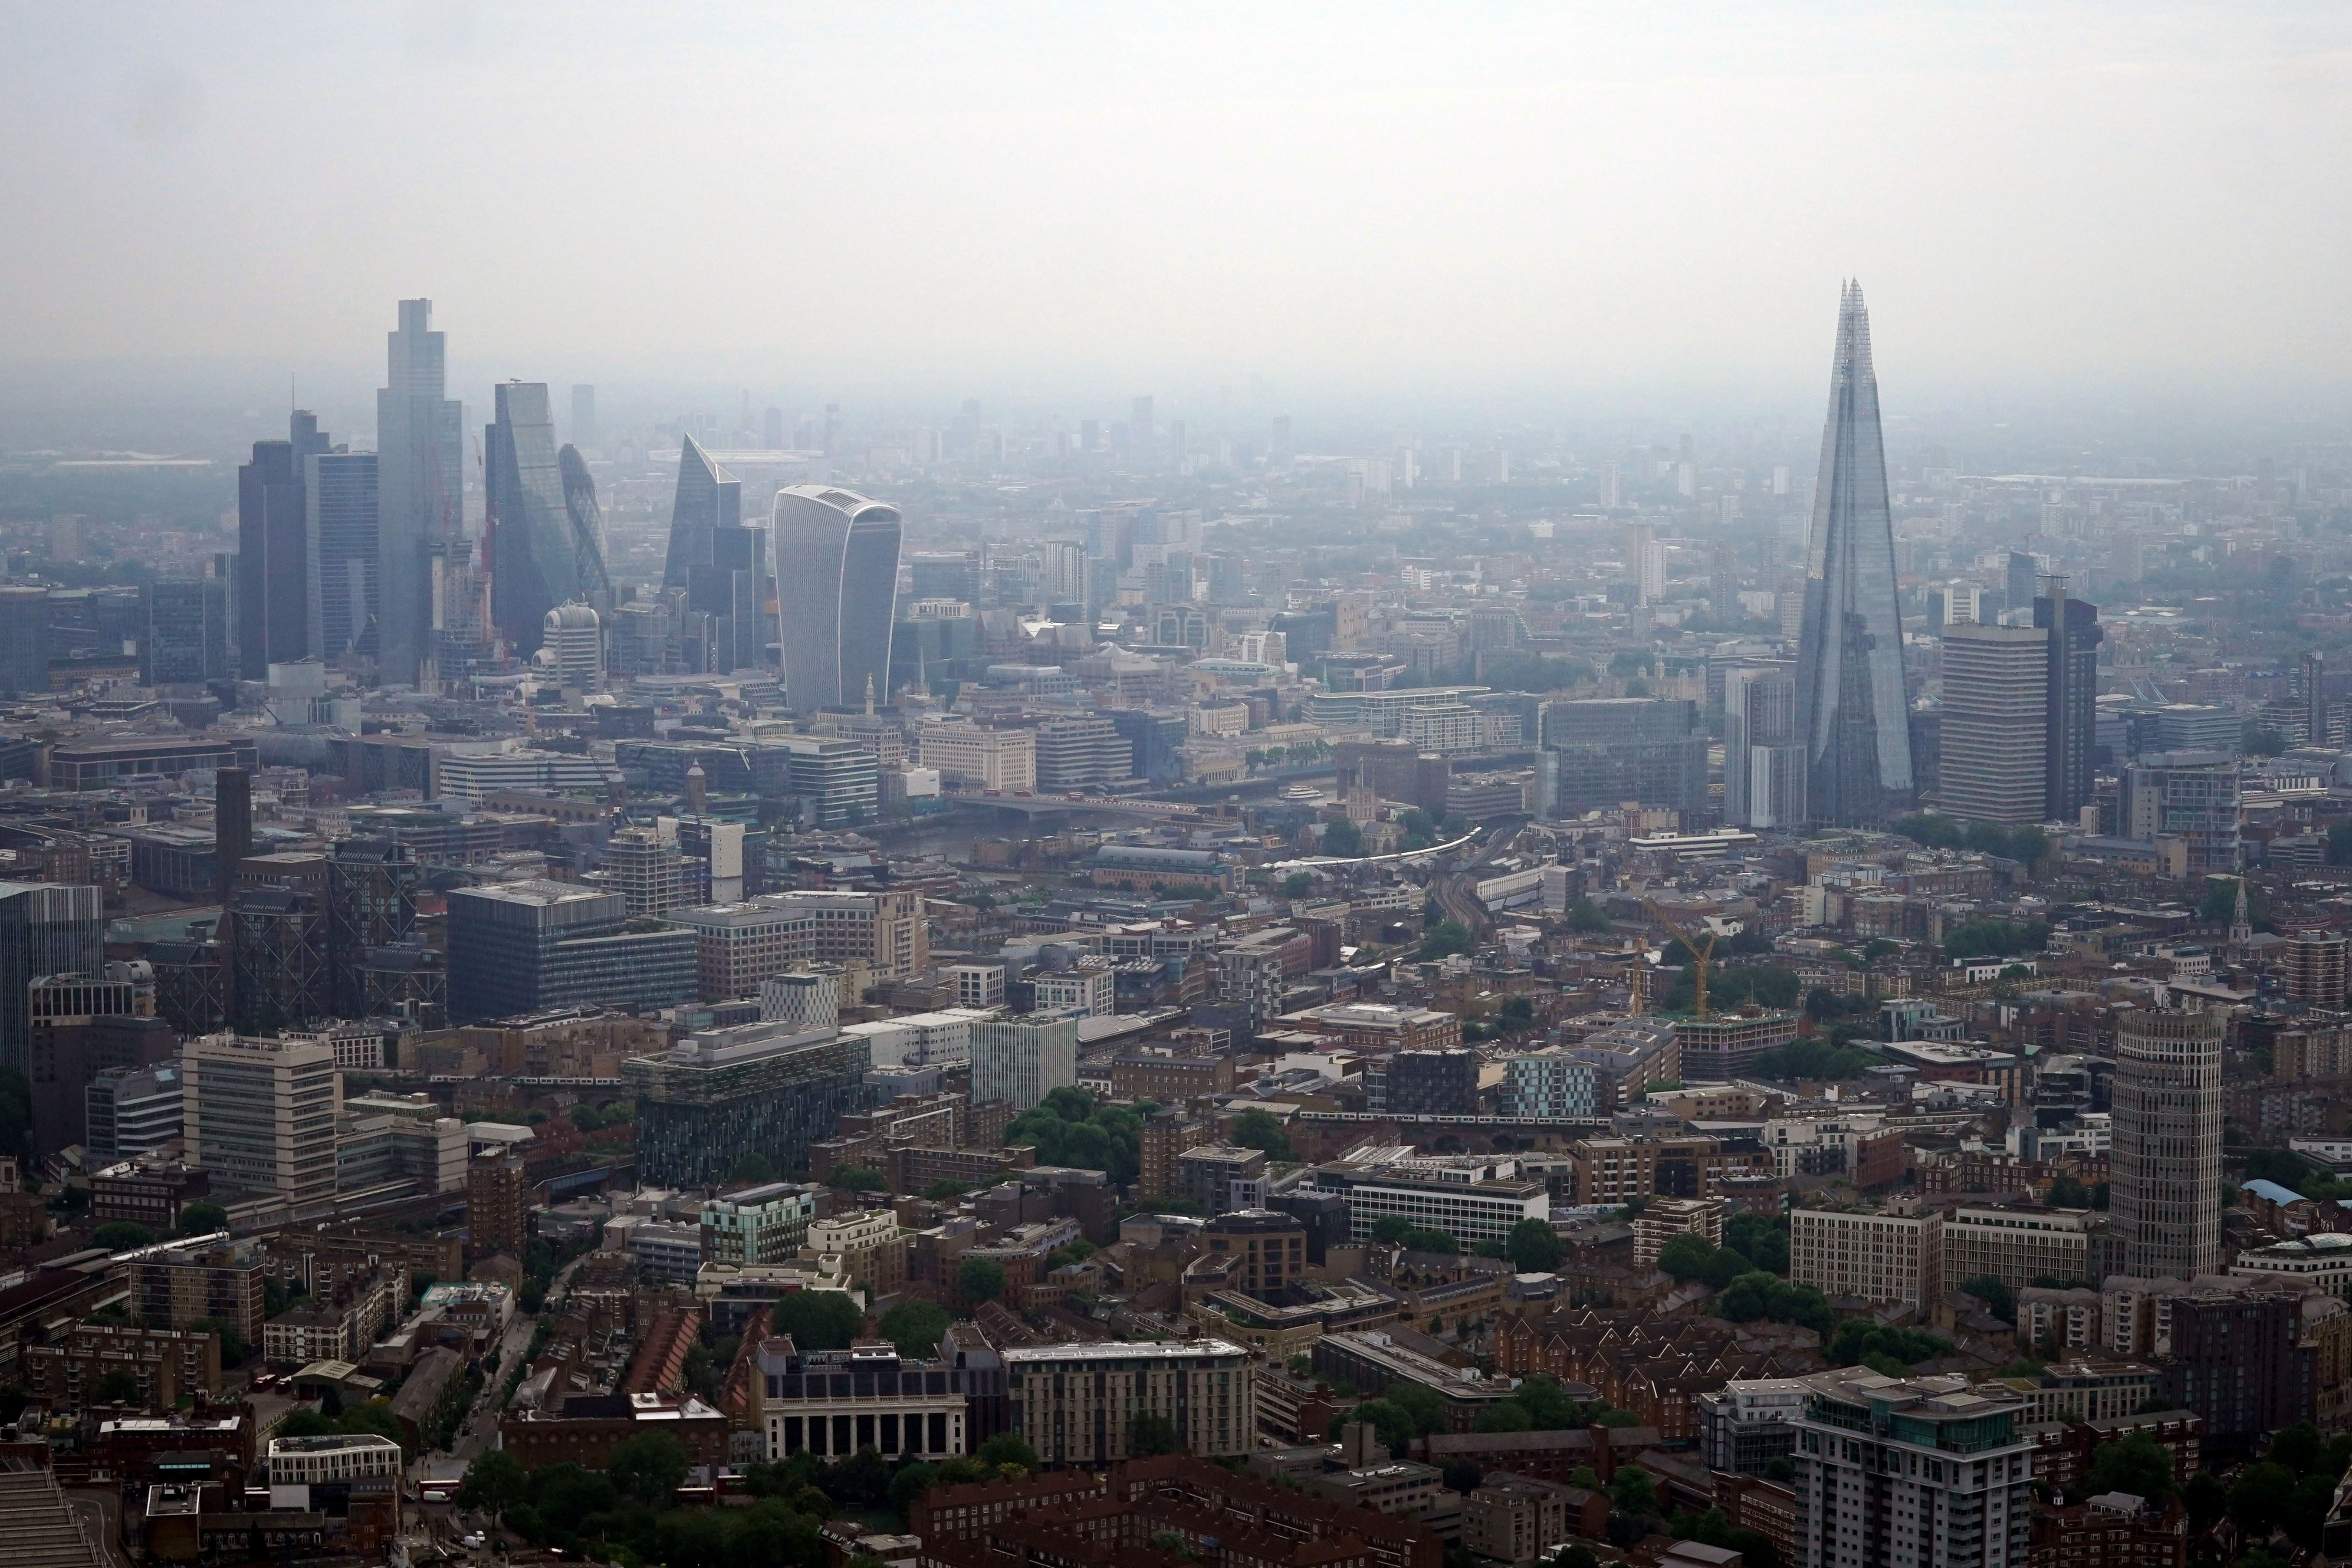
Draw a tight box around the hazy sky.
[4,3,2349,410]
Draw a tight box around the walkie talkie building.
[775,485,902,712]
[1794,282,1914,825]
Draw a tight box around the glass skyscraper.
[144,577,231,687]
[664,433,740,591]
[488,381,607,659]
[775,485,902,712]
[375,300,463,687]
[0,883,102,1075]
[305,450,378,663]
[1794,282,1913,825]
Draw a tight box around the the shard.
[1794,282,1913,825]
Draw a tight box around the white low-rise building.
[266,1433,403,1485]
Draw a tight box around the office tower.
[1541,697,1711,822]
[180,1030,342,1210]
[2121,751,2241,873]
[543,602,603,690]
[2301,650,2332,746]
[1793,283,1913,826]
[376,300,463,687]
[1723,665,1805,828]
[445,879,696,1024]
[1930,581,1982,629]
[1386,1048,1478,1116]
[1940,623,2050,825]
[235,437,303,677]
[557,444,611,605]
[214,769,252,902]
[624,1020,873,1186]
[1787,1367,2033,1568]
[601,827,685,917]
[26,966,168,1154]
[2111,1006,2224,1280]
[86,1062,185,1164]
[226,856,331,1035]
[1709,541,1738,621]
[782,736,881,826]
[143,578,231,686]
[2035,578,2102,820]
[488,383,607,657]
[305,450,379,663]
[0,884,102,1075]
[2004,550,2040,616]
[970,1013,1079,1110]
[326,838,417,1018]
[570,383,597,448]
[775,485,902,713]
[0,585,45,696]
[1131,395,1155,463]
[664,434,742,591]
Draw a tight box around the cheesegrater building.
[1794,283,1914,826]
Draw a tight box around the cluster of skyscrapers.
[229,300,610,690]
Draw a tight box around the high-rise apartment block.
[2120,752,2241,874]
[2112,1006,2223,1280]
[1794,283,1913,825]
[1723,664,1805,828]
[2281,930,2349,1007]
[467,1148,530,1259]
[2035,579,2102,821]
[1787,1368,2033,1568]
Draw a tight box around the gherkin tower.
[1794,282,1914,825]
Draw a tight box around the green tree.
[1231,1108,1295,1161]
[2088,1439,2173,1504]
[1282,872,1315,898]
[93,1221,154,1251]
[190,1315,246,1365]
[1129,1411,1182,1456]
[1723,1213,1789,1275]
[879,1299,951,1359]
[730,1152,778,1184]
[1422,920,1475,960]
[959,1256,1008,1304]
[1498,995,1536,1027]
[177,1202,229,1237]
[976,1433,1040,1472]
[1321,818,1364,858]
[1506,1218,1564,1272]
[2230,1460,2298,1534]
[609,1431,690,1507]
[457,1449,529,1521]
[1550,1548,1601,1568]
[1566,897,1613,933]
[1827,1321,1950,1368]
[1383,1380,1446,1437]
[96,1368,140,1405]
[772,1290,864,1351]
[888,1461,939,1515]
[1609,1468,1657,1517]
[924,1180,970,1201]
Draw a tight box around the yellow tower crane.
[1640,897,1721,1018]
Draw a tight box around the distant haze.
[3,3,2349,412]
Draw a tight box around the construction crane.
[1641,896,1721,1017]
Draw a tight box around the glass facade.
[1794,282,1914,825]
[775,486,902,713]
[376,299,463,686]
[626,1026,873,1185]
[488,381,591,658]
[144,578,232,686]
[0,883,102,1074]
[447,879,697,1024]
[305,451,379,662]
[664,434,741,592]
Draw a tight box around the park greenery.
[1940,919,2052,963]
[1658,960,1801,1015]
[1229,1108,1294,1161]
[1421,919,1476,960]
[1004,1087,1150,1187]
[462,1430,1049,1566]
[1826,1321,1951,1376]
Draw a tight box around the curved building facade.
[488,383,608,658]
[2111,1004,2224,1280]
[774,486,901,712]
